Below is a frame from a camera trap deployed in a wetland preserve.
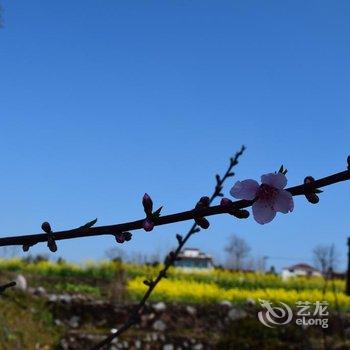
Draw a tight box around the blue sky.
[0,1,349,270]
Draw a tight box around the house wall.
[281,268,322,280]
[174,258,213,269]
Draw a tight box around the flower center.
[257,184,278,203]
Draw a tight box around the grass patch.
[0,291,64,349]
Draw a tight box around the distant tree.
[225,234,251,270]
[131,252,149,264]
[22,253,49,264]
[313,244,339,275]
[105,247,162,265]
[148,252,161,265]
[245,255,269,272]
[57,256,66,264]
[268,265,277,275]
[105,247,127,263]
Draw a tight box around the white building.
[173,248,214,270]
[281,263,322,280]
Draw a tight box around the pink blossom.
[229,172,294,224]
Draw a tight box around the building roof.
[178,248,212,260]
[283,263,319,272]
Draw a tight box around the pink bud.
[143,219,154,232]
[194,217,210,229]
[199,196,210,206]
[41,222,52,233]
[220,198,232,207]
[47,236,57,252]
[115,233,125,244]
[142,193,153,215]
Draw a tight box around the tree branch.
[0,281,16,294]
[0,158,349,250]
[90,154,350,350]
[90,146,246,350]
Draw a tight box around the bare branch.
[90,152,350,350]
[90,146,246,349]
[0,159,349,251]
[0,281,16,294]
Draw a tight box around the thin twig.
[90,145,246,350]
[0,166,349,249]
[0,281,16,294]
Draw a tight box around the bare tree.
[225,234,251,270]
[105,247,127,262]
[245,255,268,272]
[313,244,339,275]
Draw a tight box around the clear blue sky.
[1,1,349,270]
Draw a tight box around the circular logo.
[258,299,293,328]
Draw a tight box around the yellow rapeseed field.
[1,258,349,310]
[127,271,350,310]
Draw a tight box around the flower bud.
[304,176,320,204]
[230,209,250,219]
[142,219,154,232]
[22,244,30,252]
[304,176,315,184]
[195,196,210,210]
[123,232,132,241]
[176,234,183,244]
[115,233,125,244]
[41,222,52,233]
[194,217,210,229]
[199,196,210,207]
[220,198,232,207]
[305,193,319,204]
[47,236,57,252]
[142,193,153,216]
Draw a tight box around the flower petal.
[273,189,294,213]
[261,173,287,189]
[230,179,259,200]
[252,199,276,224]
